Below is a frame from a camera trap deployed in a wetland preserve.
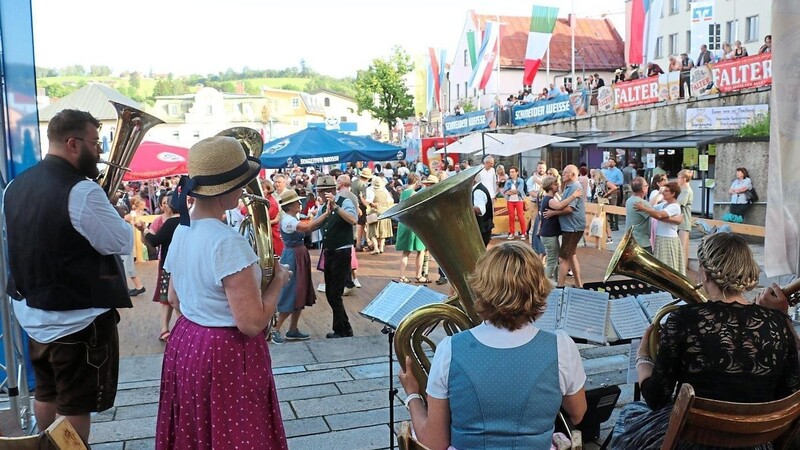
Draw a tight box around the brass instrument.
[214,127,275,290]
[99,101,164,198]
[379,166,484,393]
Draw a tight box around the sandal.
[159,330,170,342]
[415,276,432,284]
[398,277,411,283]
[370,250,380,255]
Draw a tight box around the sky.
[31,0,626,79]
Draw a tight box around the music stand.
[360,282,448,450]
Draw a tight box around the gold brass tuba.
[604,228,708,357]
[98,101,165,199]
[215,127,275,289]
[379,166,485,396]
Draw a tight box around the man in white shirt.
[527,161,547,204]
[478,155,497,200]
[4,109,133,442]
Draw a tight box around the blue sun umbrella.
[261,127,406,169]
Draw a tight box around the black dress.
[611,302,800,450]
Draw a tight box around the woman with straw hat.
[366,176,394,254]
[270,188,332,344]
[156,136,290,450]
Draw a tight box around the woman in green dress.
[394,173,427,283]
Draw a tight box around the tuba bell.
[215,127,275,290]
[99,101,164,199]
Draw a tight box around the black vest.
[321,196,352,250]
[5,155,132,311]
[474,183,494,233]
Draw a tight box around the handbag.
[744,187,758,203]
[589,207,606,238]
[366,213,379,224]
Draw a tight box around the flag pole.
[496,15,500,99]
[571,2,576,86]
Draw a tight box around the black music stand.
[360,282,448,450]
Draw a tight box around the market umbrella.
[260,127,406,169]
[472,133,574,157]
[122,141,189,181]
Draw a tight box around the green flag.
[467,30,477,68]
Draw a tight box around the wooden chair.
[396,419,584,450]
[0,416,88,450]
[661,384,800,450]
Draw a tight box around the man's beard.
[77,144,100,179]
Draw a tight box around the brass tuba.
[604,228,708,357]
[98,101,164,199]
[379,166,485,396]
[215,127,275,289]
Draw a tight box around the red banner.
[710,52,772,93]
[612,77,661,109]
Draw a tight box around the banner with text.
[597,86,614,112]
[443,109,496,136]
[691,53,772,96]
[685,104,769,130]
[613,77,662,109]
[511,95,577,126]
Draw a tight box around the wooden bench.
[0,416,88,450]
[662,384,800,450]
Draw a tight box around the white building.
[448,10,626,111]
[307,89,383,136]
[630,0,771,69]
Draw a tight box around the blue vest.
[449,330,560,450]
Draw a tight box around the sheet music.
[627,339,641,384]
[561,287,610,344]
[636,292,679,323]
[360,282,447,328]
[609,296,651,340]
[536,288,563,332]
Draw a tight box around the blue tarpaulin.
[261,127,406,168]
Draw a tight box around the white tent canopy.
[435,132,573,157]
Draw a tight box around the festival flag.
[466,31,478,67]
[469,21,500,91]
[523,5,559,86]
[628,0,664,64]
[427,48,441,111]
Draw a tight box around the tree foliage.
[353,46,414,139]
[129,72,141,89]
[89,65,112,76]
[153,74,189,97]
[738,114,770,138]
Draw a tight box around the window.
[686,0,691,11]
[686,30,692,53]
[340,116,347,122]
[324,97,330,107]
[746,16,759,42]
[655,37,664,58]
[205,105,212,115]
[464,49,468,66]
[670,0,679,15]
[456,83,460,99]
[168,104,177,115]
[669,33,678,56]
[291,98,300,108]
[464,82,468,98]
[292,120,300,127]
[726,20,738,43]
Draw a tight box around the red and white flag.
[523,5,559,86]
[469,21,500,91]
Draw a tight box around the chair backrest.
[661,384,800,450]
[396,421,433,450]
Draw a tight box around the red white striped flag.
[523,5,559,86]
[469,21,500,91]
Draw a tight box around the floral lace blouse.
[642,302,800,410]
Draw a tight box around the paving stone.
[115,402,159,420]
[325,405,409,431]
[287,424,388,450]
[124,438,156,450]
[305,355,387,371]
[89,416,156,444]
[282,416,329,438]
[306,335,387,363]
[92,407,116,423]
[280,401,295,420]
[336,376,399,394]
[118,379,161,390]
[292,390,386,418]
[277,383,340,402]
[89,443,123,450]
[271,343,317,367]
[113,386,160,407]
[274,368,352,389]
[346,362,400,380]
[119,355,163,383]
[273,364,306,375]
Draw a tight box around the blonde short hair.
[469,241,551,330]
[697,233,760,293]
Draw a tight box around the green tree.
[354,46,414,140]
[153,74,189,97]
[129,71,141,89]
[89,65,112,76]
[63,65,86,76]
[43,82,75,98]
[35,66,58,78]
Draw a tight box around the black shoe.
[128,287,146,297]
[326,331,353,339]
[435,277,449,286]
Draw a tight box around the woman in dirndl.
[156,136,291,450]
[366,176,394,254]
[270,189,332,344]
[394,173,426,283]
[139,192,181,342]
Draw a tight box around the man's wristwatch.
[332,206,339,213]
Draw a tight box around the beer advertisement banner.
[443,109,496,136]
[597,86,613,112]
[690,66,714,96]
[511,95,576,127]
[612,77,661,109]
[710,52,772,93]
[667,71,681,100]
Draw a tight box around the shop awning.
[548,131,644,148]
[595,130,737,149]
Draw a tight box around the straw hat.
[278,189,305,207]
[421,175,439,185]
[359,168,374,179]
[316,175,337,191]
[187,136,262,198]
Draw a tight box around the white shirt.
[12,180,132,343]
[225,208,244,229]
[654,203,681,237]
[281,214,299,234]
[478,167,497,198]
[164,218,257,327]
[473,186,488,216]
[427,321,586,400]
[365,185,376,203]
